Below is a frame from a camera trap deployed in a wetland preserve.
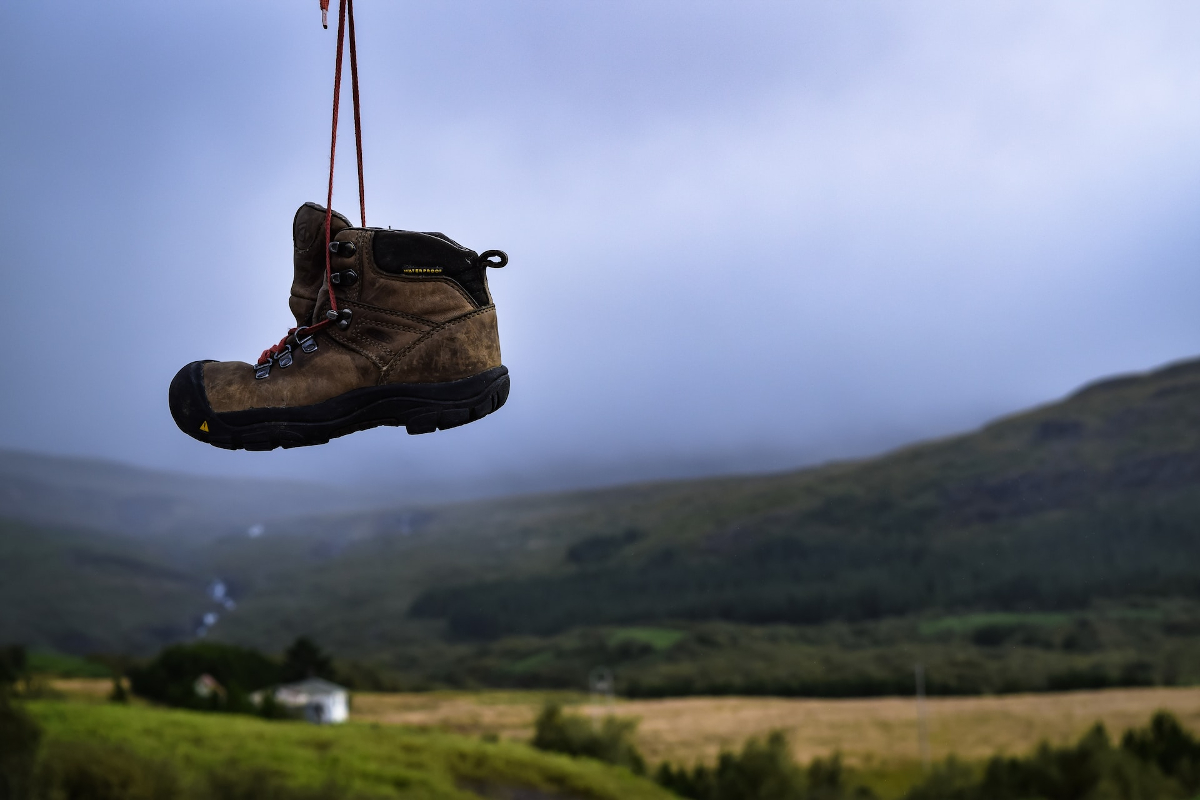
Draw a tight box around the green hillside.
[410,355,1200,638]
[25,701,672,800]
[200,357,1200,647]
[4,357,1200,696]
[0,519,206,654]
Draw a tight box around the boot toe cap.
[169,360,216,442]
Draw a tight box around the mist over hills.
[2,355,1199,695]
[0,448,393,541]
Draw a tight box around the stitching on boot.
[387,275,476,308]
[329,329,389,370]
[322,323,388,371]
[346,300,435,327]
[377,306,494,382]
[352,319,423,334]
[346,330,395,365]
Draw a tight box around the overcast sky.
[2,2,1198,500]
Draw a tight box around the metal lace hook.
[295,327,319,354]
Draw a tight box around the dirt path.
[351,686,1200,766]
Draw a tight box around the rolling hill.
[3,356,1200,695]
[0,518,205,654]
[194,356,1200,649]
[408,356,1200,638]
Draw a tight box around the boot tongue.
[290,203,352,327]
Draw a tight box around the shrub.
[108,675,129,704]
[715,731,806,800]
[977,725,1183,800]
[904,720,1189,800]
[280,638,337,684]
[255,689,292,720]
[1120,710,1200,792]
[658,733,876,800]
[127,642,280,712]
[0,646,27,690]
[531,702,646,773]
[0,694,41,800]
[901,758,976,800]
[657,731,808,800]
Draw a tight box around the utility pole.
[915,663,930,770]
[589,666,614,716]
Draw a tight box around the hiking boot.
[169,205,510,450]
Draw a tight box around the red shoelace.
[258,0,367,370]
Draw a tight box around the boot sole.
[169,363,510,451]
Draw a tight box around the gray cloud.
[2,1,1198,499]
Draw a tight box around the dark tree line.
[412,494,1200,640]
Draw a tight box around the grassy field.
[37,681,1200,799]
[349,685,1200,769]
[54,679,1200,768]
[27,698,674,800]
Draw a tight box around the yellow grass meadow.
[50,680,1200,768]
[349,686,1200,768]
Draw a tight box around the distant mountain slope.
[406,357,1200,638]
[5,357,1199,662]
[196,356,1200,653]
[0,518,207,654]
[0,449,389,540]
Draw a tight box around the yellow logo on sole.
[200,421,210,432]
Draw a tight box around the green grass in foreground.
[27,701,674,800]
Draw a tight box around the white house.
[270,677,349,724]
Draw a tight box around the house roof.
[276,677,346,696]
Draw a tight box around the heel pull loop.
[478,250,508,269]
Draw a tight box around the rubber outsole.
[169,362,510,451]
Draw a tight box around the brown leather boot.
[169,205,510,450]
[290,202,351,327]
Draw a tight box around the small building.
[193,673,226,700]
[270,677,349,724]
